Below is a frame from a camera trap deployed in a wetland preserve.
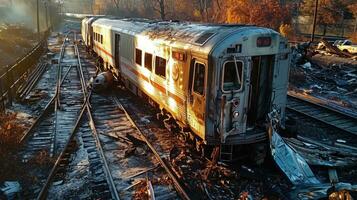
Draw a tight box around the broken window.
[193,62,205,95]
[155,56,166,78]
[222,61,243,92]
[135,49,142,65]
[144,53,152,71]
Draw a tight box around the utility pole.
[311,0,318,43]
[340,11,344,37]
[37,0,40,35]
[45,1,49,30]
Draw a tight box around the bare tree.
[151,0,166,20]
[196,0,209,22]
[112,0,121,9]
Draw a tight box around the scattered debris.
[89,71,114,92]
[285,136,357,167]
[147,178,155,200]
[316,40,354,58]
[290,40,357,113]
[268,110,320,185]
[289,183,357,200]
[0,181,21,200]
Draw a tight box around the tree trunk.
[323,24,327,36]
[159,0,165,20]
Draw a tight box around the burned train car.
[81,17,290,160]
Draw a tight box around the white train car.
[81,16,102,49]
[82,18,290,159]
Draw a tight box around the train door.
[187,58,207,139]
[86,25,90,46]
[89,25,94,49]
[114,34,120,71]
[247,55,274,128]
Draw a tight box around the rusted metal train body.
[81,17,290,151]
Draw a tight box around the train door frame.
[187,57,207,139]
[247,55,274,128]
[114,33,121,73]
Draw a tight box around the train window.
[193,62,205,95]
[222,61,243,92]
[100,35,103,44]
[144,53,152,71]
[94,33,96,41]
[155,56,166,78]
[135,49,142,65]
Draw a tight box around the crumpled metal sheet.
[270,127,320,185]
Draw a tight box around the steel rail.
[36,36,110,200]
[286,94,357,135]
[19,95,55,144]
[36,94,88,200]
[37,42,120,200]
[76,41,120,200]
[17,63,46,98]
[288,93,357,120]
[85,95,121,200]
[22,64,47,98]
[19,33,71,144]
[55,34,65,108]
[112,97,191,200]
[52,32,72,156]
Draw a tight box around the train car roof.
[92,17,257,47]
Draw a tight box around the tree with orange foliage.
[225,0,292,30]
[301,0,352,36]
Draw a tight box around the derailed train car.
[82,17,290,160]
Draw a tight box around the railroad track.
[18,32,89,198]
[36,40,120,199]
[286,94,357,136]
[35,40,189,199]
